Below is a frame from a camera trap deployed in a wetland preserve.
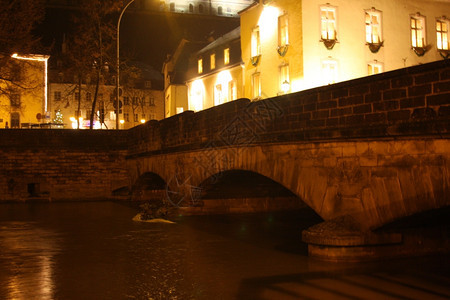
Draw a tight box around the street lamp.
[116,0,135,129]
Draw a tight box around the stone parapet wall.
[128,60,450,156]
[0,130,129,202]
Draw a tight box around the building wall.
[301,0,448,91]
[48,83,164,129]
[0,59,47,128]
[240,0,303,99]
[240,0,450,100]
[165,84,188,117]
[187,64,243,111]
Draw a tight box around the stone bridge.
[126,60,450,259]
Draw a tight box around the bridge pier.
[302,211,450,261]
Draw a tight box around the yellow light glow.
[70,117,76,122]
[190,79,205,112]
[120,119,125,124]
[140,119,146,123]
[214,70,233,106]
[258,5,279,28]
[281,80,290,93]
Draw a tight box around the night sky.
[38,7,240,71]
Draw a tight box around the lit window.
[251,26,261,58]
[368,61,383,75]
[365,8,382,44]
[54,91,62,101]
[10,94,20,107]
[210,53,215,70]
[214,84,223,106]
[437,17,449,50]
[320,5,337,41]
[198,58,203,74]
[322,58,338,85]
[278,14,289,46]
[251,72,261,99]
[224,48,230,65]
[190,79,204,112]
[411,14,426,48]
[280,64,290,94]
[229,80,237,101]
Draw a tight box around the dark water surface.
[0,202,449,299]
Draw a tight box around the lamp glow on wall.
[11,53,49,115]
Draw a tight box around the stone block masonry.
[0,130,129,202]
[128,59,450,157]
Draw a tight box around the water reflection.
[0,202,448,299]
[0,222,59,300]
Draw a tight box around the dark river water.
[0,202,449,300]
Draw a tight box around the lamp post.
[116,0,135,129]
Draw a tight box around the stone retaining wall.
[0,130,128,201]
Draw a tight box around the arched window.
[218,6,223,15]
[199,4,204,14]
[189,3,194,13]
[169,2,175,12]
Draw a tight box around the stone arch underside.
[130,172,168,202]
[127,138,450,230]
[195,169,308,213]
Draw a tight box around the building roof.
[165,39,209,84]
[196,27,241,55]
[238,0,259,15]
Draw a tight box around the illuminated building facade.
[240,0,450,100]
[162,39,209,117]
[186,27,243,113]
[156,0,254,17]
[48,63,164,129]
[0,54,49,128]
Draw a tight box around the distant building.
[162,39,208,117]
[48,59,164,130]
[46,0,255,17]
[186,27,243,112]
[240,0,450,100]
[158,0,255,17]
[164,0,450,117]
[0,54,49,129]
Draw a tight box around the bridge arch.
[131,172,167,202]
[194,169,307,213]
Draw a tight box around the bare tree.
[64,0,122,129]
[0,0,45,108]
